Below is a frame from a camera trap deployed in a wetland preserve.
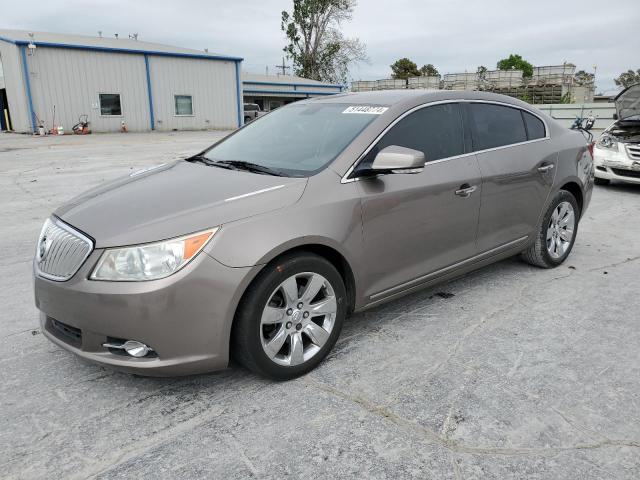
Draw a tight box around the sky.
[2,0,639,93]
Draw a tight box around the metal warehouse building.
[242,73,343,112]
[0,29,243,133]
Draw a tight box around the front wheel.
[521,190,580,268]
[232,253,346,380]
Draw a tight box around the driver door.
[355,103,482,301]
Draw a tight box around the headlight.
[90,228,218,281]
[596,135,618,151]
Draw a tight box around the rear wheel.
[232,253,346,380]
[244,116,251,123]
[594,177,610,186]
[521,190,579,268]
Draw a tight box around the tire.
[244,116,251,123]
[232,253,347,380]
[521,190,580,268]
[594,177,610,186]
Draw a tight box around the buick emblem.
[37,234,51,262]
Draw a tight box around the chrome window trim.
[35,217,95,282]
[341,99,550,184]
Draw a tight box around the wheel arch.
[559,181,584,216]
[247,240,357,314]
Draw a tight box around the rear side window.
[359,103,464,169]
[522,111,546,140]
[467,103,527,151]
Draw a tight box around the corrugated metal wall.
[26,47,151,132]
[0,42,30,132]
[148,56,238,131]
[243,82,340,95]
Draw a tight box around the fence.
[535,102,615,133]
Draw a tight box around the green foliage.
[420,64,439,77]
[559,92,572,104]
[518,92,533,103]
[281,0,367,84]
[614,69,640,88]
[390,58,420,80]
[476,65,488,80]
[497,54,533,78]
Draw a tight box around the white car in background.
[593,84,640,185]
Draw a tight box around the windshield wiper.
[188,155,285,176]
[187,154,234,170]
[213,160,285,176]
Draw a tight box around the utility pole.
[275,57,290,76]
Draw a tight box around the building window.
[99,94,122,116]
[175,95,193,116]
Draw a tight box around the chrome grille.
[627,144,640,160]
[35,218,93,281]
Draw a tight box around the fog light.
[102,339,154,357]
[124,340,152,358]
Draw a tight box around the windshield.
[203,103,379,177]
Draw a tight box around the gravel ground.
[1,131,639,479]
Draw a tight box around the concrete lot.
[1,131,639,479]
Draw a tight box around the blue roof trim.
[0,35,18,45]
[243,89,338,96]
[6,39,243,62]
[243,80,343,89]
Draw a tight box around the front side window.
[99,94,122,116]
[522,111,546,140]
[175,95,193,116]
[467,103,527,151]
[204,103,379,177]
[357,103,465,171]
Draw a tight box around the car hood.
[55,161,307,248]
[614,83,640,121]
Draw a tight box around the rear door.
[356,103,482,300]
[465,102,555,253]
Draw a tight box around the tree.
[281,0,367,84]
[476,65,488,81]
[574,70,594,86]
[614,69,640,88]
[390,58,420,79]
[497,54,533,77]
[420,64,439,77]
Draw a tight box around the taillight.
[587,142,594,158]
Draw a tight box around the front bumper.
[593,146,640,184]
[35,249,253,376]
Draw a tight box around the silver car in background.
[593,84,640,185]
[34,90,593,379]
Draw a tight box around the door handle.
[537,163,555,173]
[454,184,477,197]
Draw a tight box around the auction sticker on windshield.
[342,106,389,115]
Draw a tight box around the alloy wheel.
[546,201,575,259]
[260,272,337,367]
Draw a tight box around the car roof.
[308,89,536,112]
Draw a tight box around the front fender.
[205,171,366,304]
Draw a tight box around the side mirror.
[371,145,426,174]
